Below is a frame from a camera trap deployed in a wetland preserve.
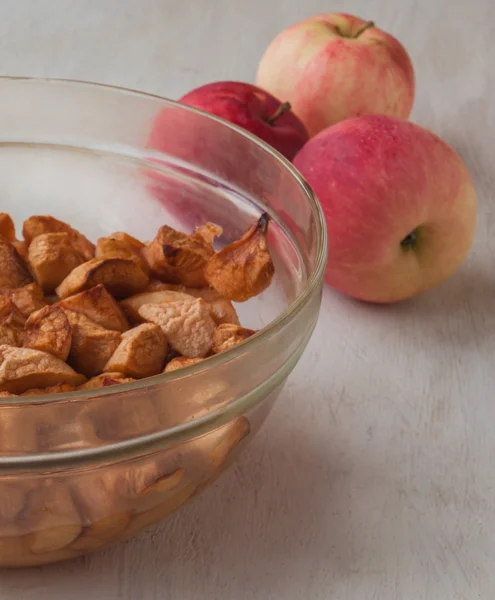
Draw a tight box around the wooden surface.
[0,0,493,598]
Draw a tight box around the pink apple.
[256,13,415,137]
[293,115,477,303]
[178,81,309,161]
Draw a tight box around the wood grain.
[0,0,492,597]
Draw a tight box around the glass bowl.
[0,77,327,567]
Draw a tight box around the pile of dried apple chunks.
[0,212,274,396]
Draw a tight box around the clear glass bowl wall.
[0,78,327,566]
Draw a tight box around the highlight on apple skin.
[256,13,415,137]
[178,81,309,161]
[292,114,477,303]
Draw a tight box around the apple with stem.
[293,115,477,303]
[256,13,415,136]
[146,82,308,232]
[178,81,309,161]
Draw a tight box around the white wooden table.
[0,0,492,598]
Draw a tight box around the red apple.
[293,115,477,303]
[256,13,415,136]
[145,88,303,234]
[178,81,309,161]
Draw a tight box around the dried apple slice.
[64,311,121,377]
[163,356,204,373]
[192,417,251,495]
[69,462,183,551]
[0,213,16,242]
[211,323,256,354]
[145,280,187,293]
[104,323,167,378]
[58,284,129,332]
[138,298,216,358]
[24,305,72,361]
[9,283,47,318]
[96,232,149,274]
[11,240,28,262]
[23,481,82,554]
[185,286,240,325]
[77,372,135,390]
[124,481,197,538]
[56,258,149,299]
[204,213,274,301]
[69,512,130,552]
[0,345,85,394]
[194,222,223,246]
[143,225,214,287]
[0,296,26,328]
[22,215,95,261]
[120,289,193,322]
[28,232,86,293]
[0,324,22,347]
[0,237,32,291]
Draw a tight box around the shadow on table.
[332,261,495,351]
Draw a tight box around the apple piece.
[211,324,256,354]
[96,232,149,275]
[0,214,16,242]
[256,13,415,136]
[292,115,477,302]
[78,373,135,390]
[177,81,308,161]
[120,289,193,323]
[55,258,149,299]
[138,298,216,358]
[0,324,22,347]
[0,345,86,394]
[22,215,95,261]
[163,357,204,373]
[0,237,32,291]
[28,232,86,293]
[24,305,72,361]
[184,287,240,325]
[142,224,214,287]
[204,214,274,302]
[104,323,168,378]
[9,283,47,318]
[63,311,121,377]
[0,296,26,328]
[57,284,130,332]
[23,481,82,554]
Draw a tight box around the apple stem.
[353,21,375,38]
[257,212,271,233]
[266,101,291,125]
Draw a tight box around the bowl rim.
[0,76,327,470]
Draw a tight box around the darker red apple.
[145,82,308,231]
[177,81,309,161]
